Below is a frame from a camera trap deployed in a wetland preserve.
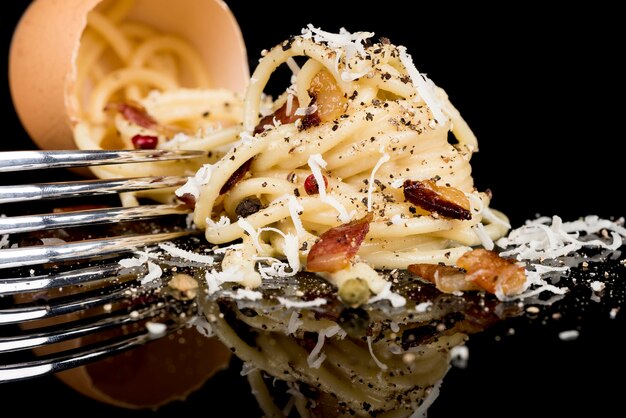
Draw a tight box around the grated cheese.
[175,163,213,200]
[415,301,433,313]
[472,223,494,250]
[367,153,390,212]
[590,281,606,293]
[145,321,167,336]
[140,261,162,285]
[287,195,306,237]
[450,345,469,369]
[307,154,353,222]
[397,46,447,125]
[158,242,214,264]
[367,282,406,308]
[277,297,327,309]
[366,336,388,370]
[306,324,347,368]
[287,311,303,335]
[301,25,374,59]
[237,217,263,253]
[205,266,246,294]
[558,330,579,341]
[222,288,263,301]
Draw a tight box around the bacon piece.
[106,102,158,130]
[408,264,479,293]
[403,179,471,220]
[254,97,301,134]
[308,69,347,122]
[408,249,527,296]
[457,249,526,296]
[307,213,373,273]
[220,158,253,195]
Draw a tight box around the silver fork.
[0,150,205,383]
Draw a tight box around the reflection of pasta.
[190,27,510,299]
[202,294,465,417]
[71,0,243,204]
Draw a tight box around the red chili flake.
[304,173,328,195]
[220,158,253,195]
[131,134,158,150]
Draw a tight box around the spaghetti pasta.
[189,26,511,300]
[70,0,244,204]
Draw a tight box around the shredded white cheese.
[287,195,306,237]
[472,223,494,250]
[590,281,606,293]
[301,24,374,59]
[205,266,247,295]
[307,154,353,222]
[367,282,406,307]
[175,163,213,200]
[158,242,214,264]
[397,46,447,125]
[558,330,580,341]
[222,288,263,301]
[140,261,163,285]
[366,336,388,370]
[277,297,327,309]
[287,311,303,335]
[367,153,390,212]
[415,301,433,313]
[145,321,167,336]
[450,345,469,369]
[237,217,263,253]
[306,324,347,369]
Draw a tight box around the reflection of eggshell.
[9,0,249,150]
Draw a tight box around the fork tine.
[0,323,182,383]
[0,230,197,270]
[0,150,205,172]
[0,204,191,235]
[0,285,138,325]
[0,176,188,204]
[0,305,162,353]
[0,263,133,296]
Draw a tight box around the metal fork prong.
[0,230,196,270]
[0,176,188,204]
[0,305,164,353]
[0,323,182,383]
[0,263,134,296]
[0,286,138,325]
[0,150,205,173]
[0,204,191,235]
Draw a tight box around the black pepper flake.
[409,206,417,214]
[400,75,411,84]
[332,124,339,131]
[349,90,358,100]
[261,181,267,187]
[202,111,210,117]
[365,113,374,121]
[294,188,300,197]
[380,37,391,45]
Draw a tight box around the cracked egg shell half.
[9,0,249,150]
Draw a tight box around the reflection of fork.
[0,150,205,382]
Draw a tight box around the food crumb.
[146,321,168,336]
[590,281,605,293]
[610,307,620,319]
[558,330,579,341]
[450,345,469,369]
[526,306,540,314]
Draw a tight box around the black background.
[1,1,624,417]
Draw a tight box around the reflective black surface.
[2,1,624,417]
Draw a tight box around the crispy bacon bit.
[177,193,196,208]
[254,97,301,134]
[403,179,471,220]
[457,249,527,296]
[307,213,373,273]
[408,264,479,293]
[220,158,253,195]
[106,102,158,130]
[304,173,328,195]
[300,102,322,131]
[131,134,158,149]
[408,249,527,296]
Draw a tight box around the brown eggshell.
[9,0,249,150]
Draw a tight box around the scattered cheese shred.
[306,324,347,369]
[222,288,263,301]
[366,336,388,370]
[367,282,406,307]
[397,46,447,125]
[287,311,303,335]
[140,261,162,285]
[307,154,353,222]
[175,163,213,200]
[158,242,214,264]
[472,223,494,250]
[145,321,167,336]
[367,153,390,212]
[277,297,327,309]
[450,345,469,369]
